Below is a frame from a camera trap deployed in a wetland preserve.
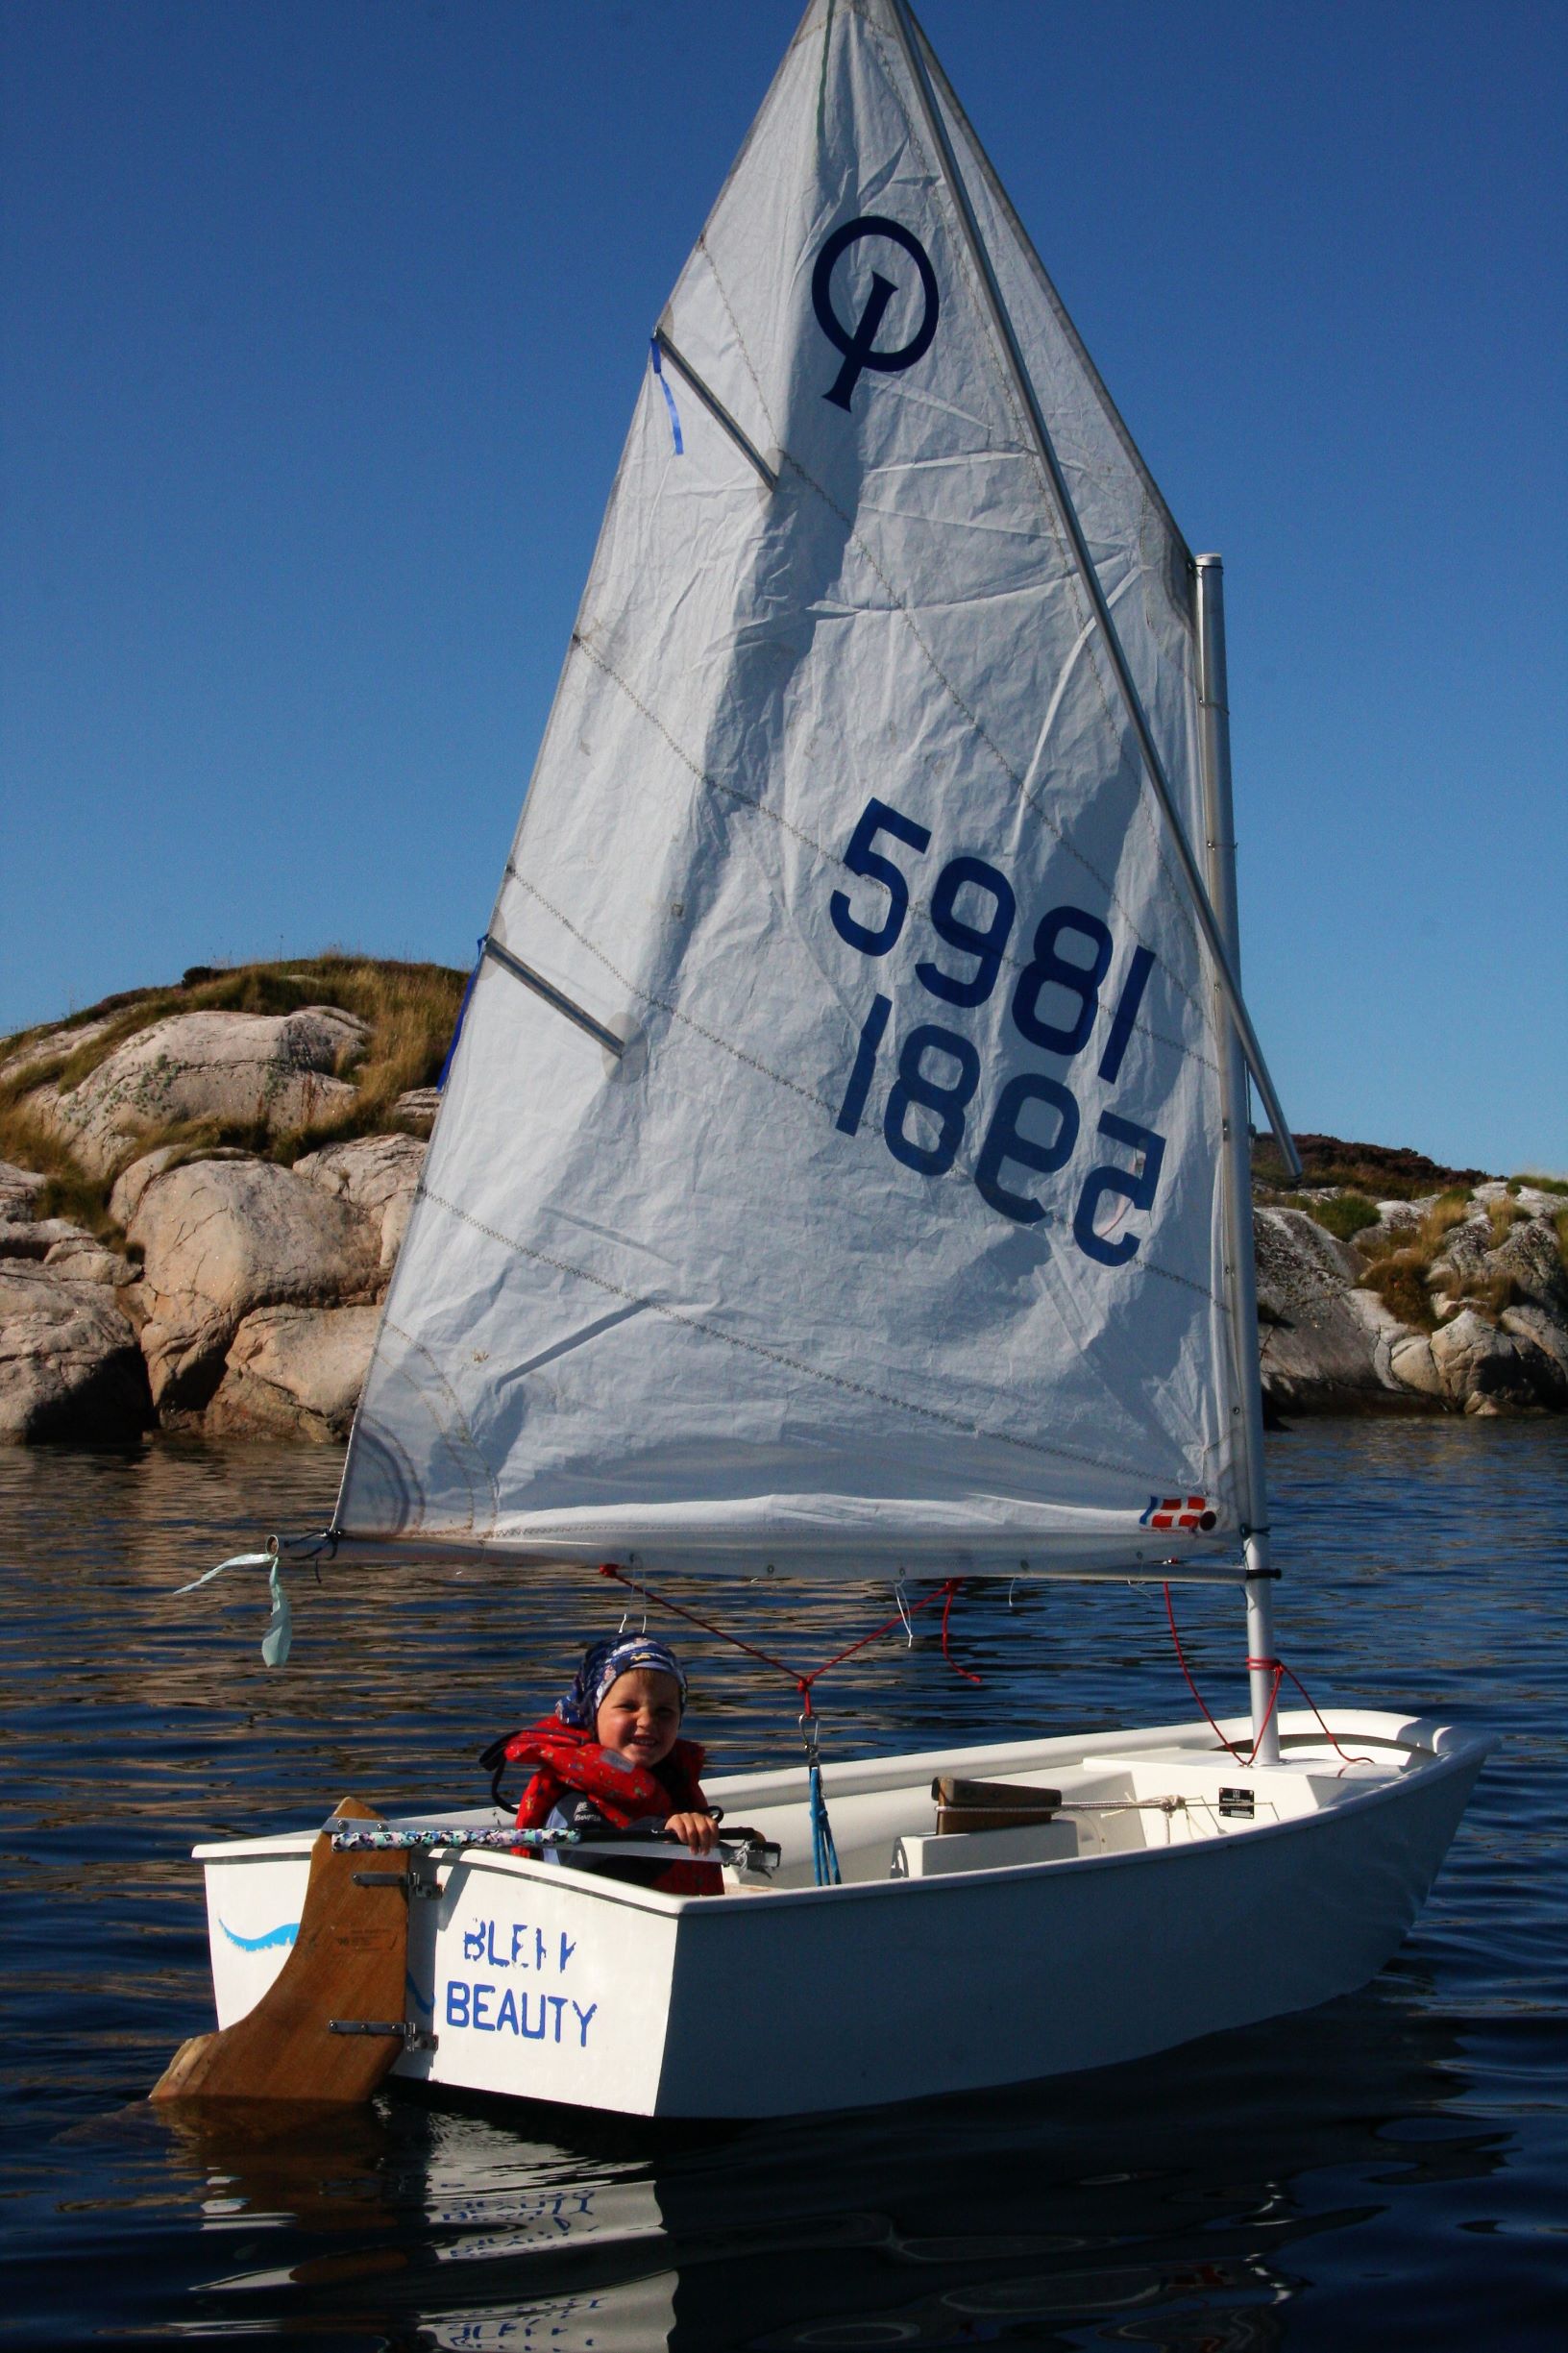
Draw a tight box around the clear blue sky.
[3,1,1563,1175]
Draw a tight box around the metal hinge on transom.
[328,2020,438,2050]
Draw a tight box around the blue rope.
[808,1756,841,1886]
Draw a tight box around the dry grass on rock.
[0,955,466,1240]
[1361,1245,1440,1331]
[1304,1191,1381,1243]
[1357,1191,1479,1332]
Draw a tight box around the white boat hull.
[193,1707,1488,2118]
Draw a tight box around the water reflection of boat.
[178,0,1486,2120]
[149,1972,1502,2351]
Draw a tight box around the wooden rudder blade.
[151,1795,415,2106]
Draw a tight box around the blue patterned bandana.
[556,1635,688,1730]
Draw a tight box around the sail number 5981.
[828,797,1164,1265]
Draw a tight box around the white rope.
[894,1578,915,1647]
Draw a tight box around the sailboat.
[170,0,1488,2120]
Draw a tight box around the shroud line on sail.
[331,0,1290,1579]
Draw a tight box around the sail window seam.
[419,1181,1202,1481]
[566,630,1215,1083]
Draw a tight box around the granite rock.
[0,1161,47,1222]
[1429,1307,1566,1414]
[206,1303,381,1441]
[109,1145,184,1228]
[0,1216,95,1262]
[43,1235,135,1287]
[1253,1209,1413,1412]
[0,1015,119,1089]
[28,1007,367,1175]
[128,1157,380,1412]
[0,1263,152,1441]
[1359,1199,1427,1249]
[392,1087,441,1134]
[1385,1332,1445,1400]
[1502,1305,1568,1384]
[1485,1213,1568,1312]
[293,1132,426,1266]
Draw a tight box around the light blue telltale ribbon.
[649,339,683,453]
[262,1558,292,1667]
[174,1540,292,1668]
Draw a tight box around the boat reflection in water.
[152,1967,1502,2352]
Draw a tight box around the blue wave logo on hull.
[218,1918,299,1951]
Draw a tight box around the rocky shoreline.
[1253,1190,1566,1418]
[2,969,1564,1443]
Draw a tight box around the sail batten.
[335,0,1259,1577]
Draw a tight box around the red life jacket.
[500,1719,721,1896]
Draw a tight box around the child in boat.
[484,1634,722,1893]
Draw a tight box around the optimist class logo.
[812,215,940,410]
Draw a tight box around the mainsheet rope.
[596,1562,981,1699]
[1162,1582,1374,1770]
[596,1563,983,1887]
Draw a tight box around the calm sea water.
[1,1420,1563,2351]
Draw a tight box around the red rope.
[1164,1584,1374,1769]
[1243,1653,1286,1762]
[1257,1654,1375,1770]
[597,1563,981,1701]
[1164,1581,1252,1763]
[941,1577,983,1683]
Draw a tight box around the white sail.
[335,0,1249,1577]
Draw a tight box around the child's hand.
[665,1810,718,1855]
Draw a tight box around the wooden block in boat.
[150,1795,411,2106]
[931,1776,1062,1836]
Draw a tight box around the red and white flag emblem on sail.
[1140,1494,1216,1532]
